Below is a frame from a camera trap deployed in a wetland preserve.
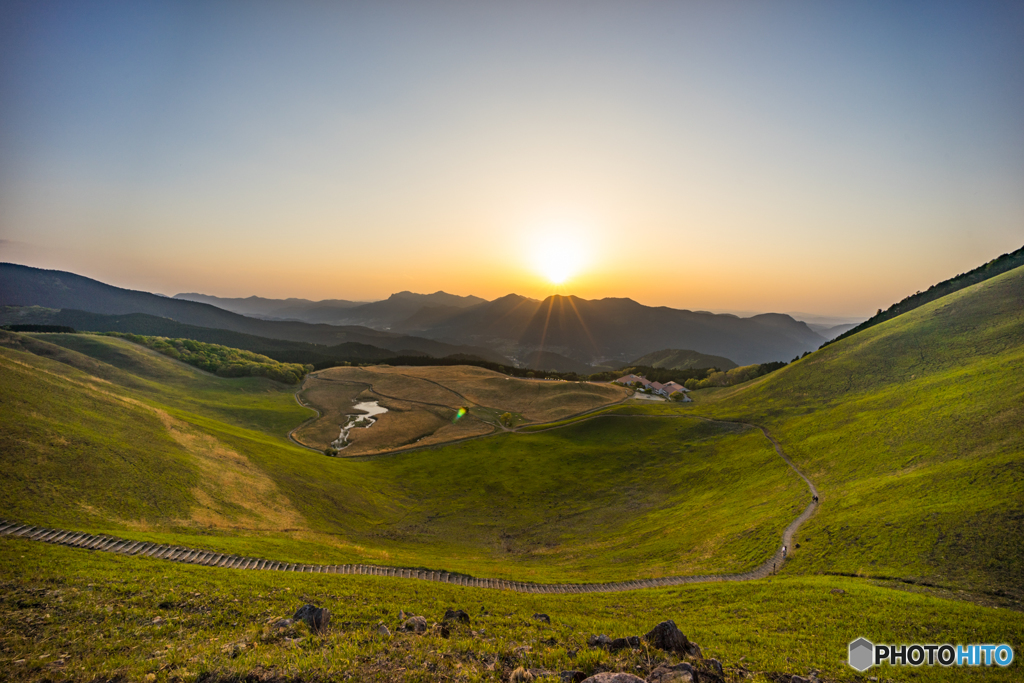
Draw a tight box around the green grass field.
[2,537,1021,682]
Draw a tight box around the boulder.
[830,588,845,595]
[533,613,552,624]
[587,634,612,649]
[609,636,641,652]
[706,659,724,678]
[376,623,391,637]
[648,663,695,683]
[443,608,471,625]
[292,604,330,634]
[644,620,701,657]
[581,674,646,683]
[401,615,428,633]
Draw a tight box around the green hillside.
[683,265,1024,598]
[631,348,739,371]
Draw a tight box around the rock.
[401,615,428,633]
[609,636,641,652]
[559,672,586,683]
[510,666,535,682]
[790,677,809,683]
[376,623,391,637]
[432,622,450,638]
[706,658,724,678]
[648,663,695,683]
[587,634,612,649]
[443,608,471,625]
[644,620,701,657]
[830,588,845,595]
[271,618,294,630]
[292,604,330,634]
[581,674,646,683]
[533,612,551,624]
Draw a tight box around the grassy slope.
[2,538,1021,682]
[0,332,805,582]
[681,266,1024,598]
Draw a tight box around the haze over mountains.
[175,291,485,327]
[3,263,842,368]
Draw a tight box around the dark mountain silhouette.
[322,291,487,329]
[0,264,507,363]
[173,293,365,322]
[406,294,825,366]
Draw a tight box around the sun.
[532,232,586,285]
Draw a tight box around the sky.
[1,1,1022,318]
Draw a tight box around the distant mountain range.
[0,264,507,363]
[174,290,485,327]
[393,293,826,366]
[1,263,835,368]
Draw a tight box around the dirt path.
[286,376,326,452]
[0,413,819,592]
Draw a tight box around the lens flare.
[452,407,468,423]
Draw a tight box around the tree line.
[105,333,313,384]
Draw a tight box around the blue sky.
[1,1,1022,316]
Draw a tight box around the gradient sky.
[1,1,1022,318]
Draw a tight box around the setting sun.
[531,231,589,285]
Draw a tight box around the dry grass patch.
[294,364,629,455]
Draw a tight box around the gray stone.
[587,634,612,649]
[707,658,724,677]
[644,620,701,658]
[402,615,427,633]
[648,664,695,683]
[790,677,809,683]
[533,612,551,624]
[581,674,646,683]
[443,608,470,625]
[376,623,391,636]
[609,636,641,652]
[292,604,330,634]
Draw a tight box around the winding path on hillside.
[0,413,819,593]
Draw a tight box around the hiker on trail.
[813,494,818,503]
[782,545,787,558]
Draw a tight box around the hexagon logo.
[849,637,875,671]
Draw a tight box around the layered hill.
[173,293,365,321]
[688,264,1024,598]
[175,290,484,327]
[403,294,825,366]
[631,348,739,371]
[0,264,507,363]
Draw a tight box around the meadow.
[2,537,1021,682]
